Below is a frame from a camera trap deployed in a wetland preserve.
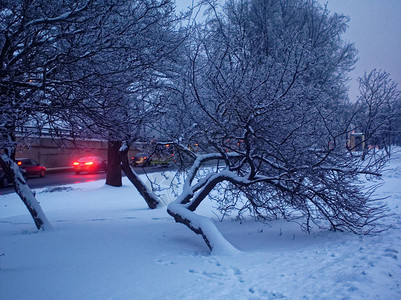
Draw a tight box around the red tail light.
[17,161,22,165]
[143,157,147,160]
[73,162,79,166]
[85,161,94,165]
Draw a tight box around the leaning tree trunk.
[168,201,239,254]
[120,143,160,209]
[106,140,122,187]
[0,153,52,230]
[167,154,240,254]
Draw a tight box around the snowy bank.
[1,157,401,299]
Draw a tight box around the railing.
[15,126,75,138]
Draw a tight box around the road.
[0,166,166,196]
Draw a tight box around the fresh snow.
[1,154,401,299]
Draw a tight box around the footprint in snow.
[201,270,225,279]
[248,288,286,299]
[383,248,398,260]
[229,267,245,283]
[156,259,176,266]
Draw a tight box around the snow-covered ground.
[1,154,401,299]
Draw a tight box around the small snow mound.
[39,186,76,193]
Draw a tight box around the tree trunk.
[167,156,240,254]
[120,145,160,209]
[0,153,52,231]
[106,140,122,187]
[167,202,239,255]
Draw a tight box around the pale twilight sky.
[175,0,401,101]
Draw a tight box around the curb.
[46,167,74,173]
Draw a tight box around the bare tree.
[354,69,401,159]
[392,100,401,146]
[0,0,186,227]
[0,0,101,229]
[57,0,188,208]
[166,0,387,253]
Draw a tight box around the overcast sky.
[317,0,401,100]
[175,0,401,101]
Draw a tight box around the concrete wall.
[16,138,138,168]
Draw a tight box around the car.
[15,158,46,178]
[73,156,107,174]
[131,153,151,167]
[0,166,10,188]
[0,164,29,188]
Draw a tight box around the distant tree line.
[353,69,401,159]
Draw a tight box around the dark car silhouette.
[16,158,46,178]
[131,153,151,167]
[73,156,107,174]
